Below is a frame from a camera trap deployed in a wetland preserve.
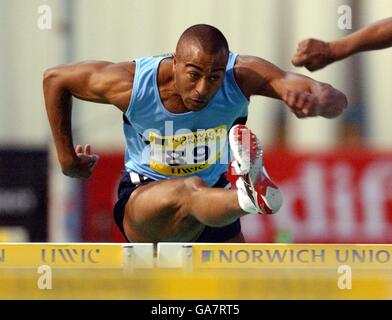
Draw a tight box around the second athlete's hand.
[292,38,335,71]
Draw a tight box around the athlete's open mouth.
[191,98,206,104]
[190,99,207,108]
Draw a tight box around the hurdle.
[0,243,154,269]
[1,243,392,299]
[157,243,392,269]
[2,243,392,270]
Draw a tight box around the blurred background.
[0,0,391,243]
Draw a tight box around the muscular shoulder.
[88,61,135,111]
[233,55,285,98]
[45,60,136,112]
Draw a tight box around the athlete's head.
[173,24,229,111]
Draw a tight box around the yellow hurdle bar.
[2,243,392,269]
[156,243,392,269]
[0,243,154,268]
[191,244,392,269]
[1,243,392,299]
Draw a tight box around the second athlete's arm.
[292,17,392,71]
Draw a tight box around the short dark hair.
[176,24,229,57]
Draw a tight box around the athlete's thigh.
[123,177,205,242]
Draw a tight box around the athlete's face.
[173,45,228,111]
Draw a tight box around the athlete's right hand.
[292,38,335,71]
[61,144,99,179]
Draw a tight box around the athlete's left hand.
[283,85,347,119]
[282,90,320,118]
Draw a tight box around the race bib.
[149,125,227,176]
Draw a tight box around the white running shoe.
[228,124,283,215]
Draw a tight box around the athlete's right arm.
[43,61,134,178]
[292,17,392,71]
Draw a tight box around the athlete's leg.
[122,124,283,243]
[123,176,247,242]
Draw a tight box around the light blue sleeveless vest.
[123,52,249,186]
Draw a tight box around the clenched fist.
[282,83,348,119]
[61,144,99,179]
[292,39,335,71]
[282,90,320,118]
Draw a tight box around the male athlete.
[292,17,392,71]
[43,24,347,243]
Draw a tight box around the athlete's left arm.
[234,55,348,119]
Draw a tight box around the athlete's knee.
[126,177,208,226]
[161,177,207,217]
[171,177,207,206]
[136,177,207,214]
[183,176,208,190]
